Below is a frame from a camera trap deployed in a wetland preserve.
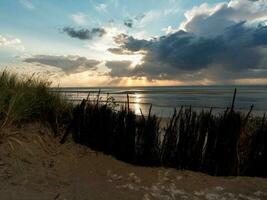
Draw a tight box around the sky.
[1,0,267,86]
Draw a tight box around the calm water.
[51,85,267,118]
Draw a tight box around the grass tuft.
[0,70,72,137]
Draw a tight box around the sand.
[0,123,267,200]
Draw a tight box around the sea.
[51,85,267,118]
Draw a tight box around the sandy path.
[0,124,267,200]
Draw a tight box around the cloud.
[124,19,133,28]
[130,7,181,29]
[123,13,146,28]
[137,11,162,28]
[104,0,267,83]
[108,20,267,82]
[23,55,101,74]
[162,26,179,34]
[0,34,24,51]
[105,61,132,77]
[19,0,35,9]
[123,7,181,29]
[113,33,151,51]
[62,27,106,40]
[180,0,267,37]
[70,13,87,25]
[107,48,133,55]
[0,35,21,46]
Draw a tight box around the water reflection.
[57,85,267,117]
[132,93,142,115]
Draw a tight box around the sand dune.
[0,123,266,200]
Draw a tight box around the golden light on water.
[133,93,142,115]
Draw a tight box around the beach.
[2,0,267,199]
[0,71,266,199]
[1,123,267,200]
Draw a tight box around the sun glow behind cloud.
[1,0,267,86]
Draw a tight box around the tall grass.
[1,71,265,177]
[61,93,161,165]
[64,90,266,177]
[0,70,72,135]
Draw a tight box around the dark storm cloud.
[253,25,267,45]
[105,61,132,77]
[124,19,133,28]
[108,22,267,81]
[113,33,151,51]
[24,55,101,74]
[62,27,106,40]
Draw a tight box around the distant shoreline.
[50,84,267,89]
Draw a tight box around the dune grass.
[65,90,266,177]
[0,70,72,136]
[60,92,161,165]
[0,71,266,177]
